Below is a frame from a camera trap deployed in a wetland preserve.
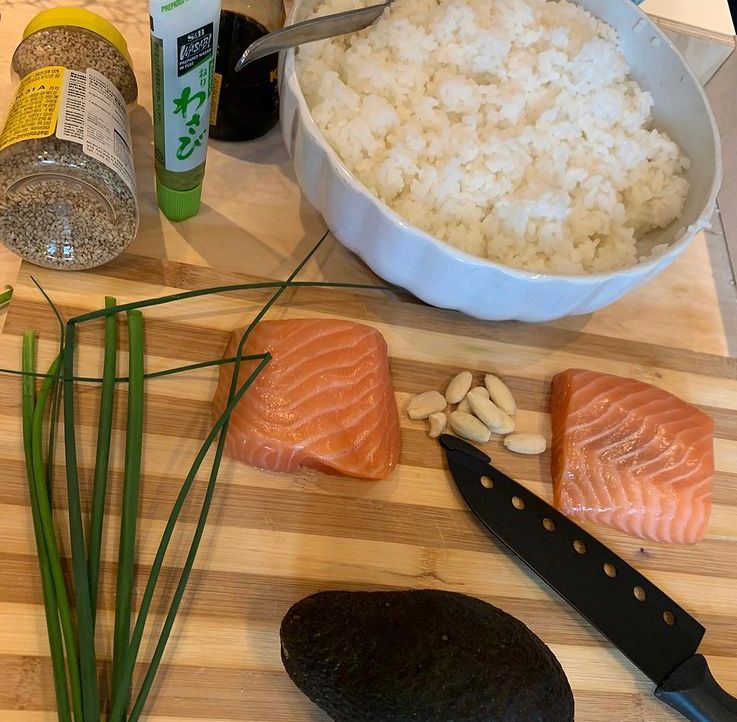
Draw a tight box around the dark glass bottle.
[210,0,286,141]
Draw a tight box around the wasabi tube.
[150,0,220,221]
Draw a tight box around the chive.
[25,285,81,721]
[30,279,65,509]
[107,354,271,722]
[0,284,13,307]
[0,353,267,384]
[128,356,271,722]
[112,310,144,714]
[63,322,101,722]
[3,273,391,386]
[43,359,67,710]
[116,232,328,722]
[29,352,84,722]
[19,232,382,721]
[19,235,387,721]
[22,334,72,722]
[89,297,118,623]
[45,355,62,498]
[70,276,391,325]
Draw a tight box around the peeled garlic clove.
[485,374,516,417]
[495,411,516,435]
[458,387,487,415]
[445,371,473,405]
[504,433,547,455]
[467,386,489,400]
[468,393,516,435]
[456,396,471,414]
[468,393,504,430]
[449,411,491,444]
[407,390,447,420]
[428,412,447,439]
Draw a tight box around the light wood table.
[645,0,735,35]
[1,3,737,722]
[0,2,733,301]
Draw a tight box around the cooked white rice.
[297,0,690,274]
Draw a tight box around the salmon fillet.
[213,318,401,480]
[550,369,714,545]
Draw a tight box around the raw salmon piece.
[213,318,401,480]
[550,369,714,545]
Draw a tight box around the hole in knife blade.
[663,610,676,626]
[633,586,647,602]
[480,476,494,490]
[603,562,617,578]
[512,496,525,510]
[542,517,556,532]
[573,539,587,555]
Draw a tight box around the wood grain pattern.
[2,253,737,722]
[0,2,736,722]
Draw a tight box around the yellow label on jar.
[209,72,223,126]
[0,66,65,151]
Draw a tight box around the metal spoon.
[234,1,391,72]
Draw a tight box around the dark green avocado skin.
[280,589,574,722]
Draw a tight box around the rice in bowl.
[297,0,690,275]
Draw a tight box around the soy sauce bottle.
[210,0,286,141]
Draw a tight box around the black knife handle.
[656,655,737,721]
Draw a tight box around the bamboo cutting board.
[1,1,737,721]
[1,235,737,722]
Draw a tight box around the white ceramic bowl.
[280,0,722,321]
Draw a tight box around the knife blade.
[441,434,737,722]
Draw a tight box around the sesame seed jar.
[0,8,140,271]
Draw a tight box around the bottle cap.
[156,181,203,222]
[24,8,133,66]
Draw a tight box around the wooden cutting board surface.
[1,2,737,721]
[5,237,737,722]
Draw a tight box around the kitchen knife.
[440,434,737,722]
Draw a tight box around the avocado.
[280,589,574,722]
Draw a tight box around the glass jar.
[209,0,286,142]
[0,8,139,271]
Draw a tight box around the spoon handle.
[235,1,390,72]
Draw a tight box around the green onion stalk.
[112,310,144,712]
[88,297,118,624]
[108,231,328,722]
[15,231,393,721]
[63,322,101,722]
[0,285,14,307]
[21,334,75,722]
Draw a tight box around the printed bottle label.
[0,66,136,194]
[0,66,65,150]
[56,68,137,193]
[153,20,215,173]
[210,72,223,126]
